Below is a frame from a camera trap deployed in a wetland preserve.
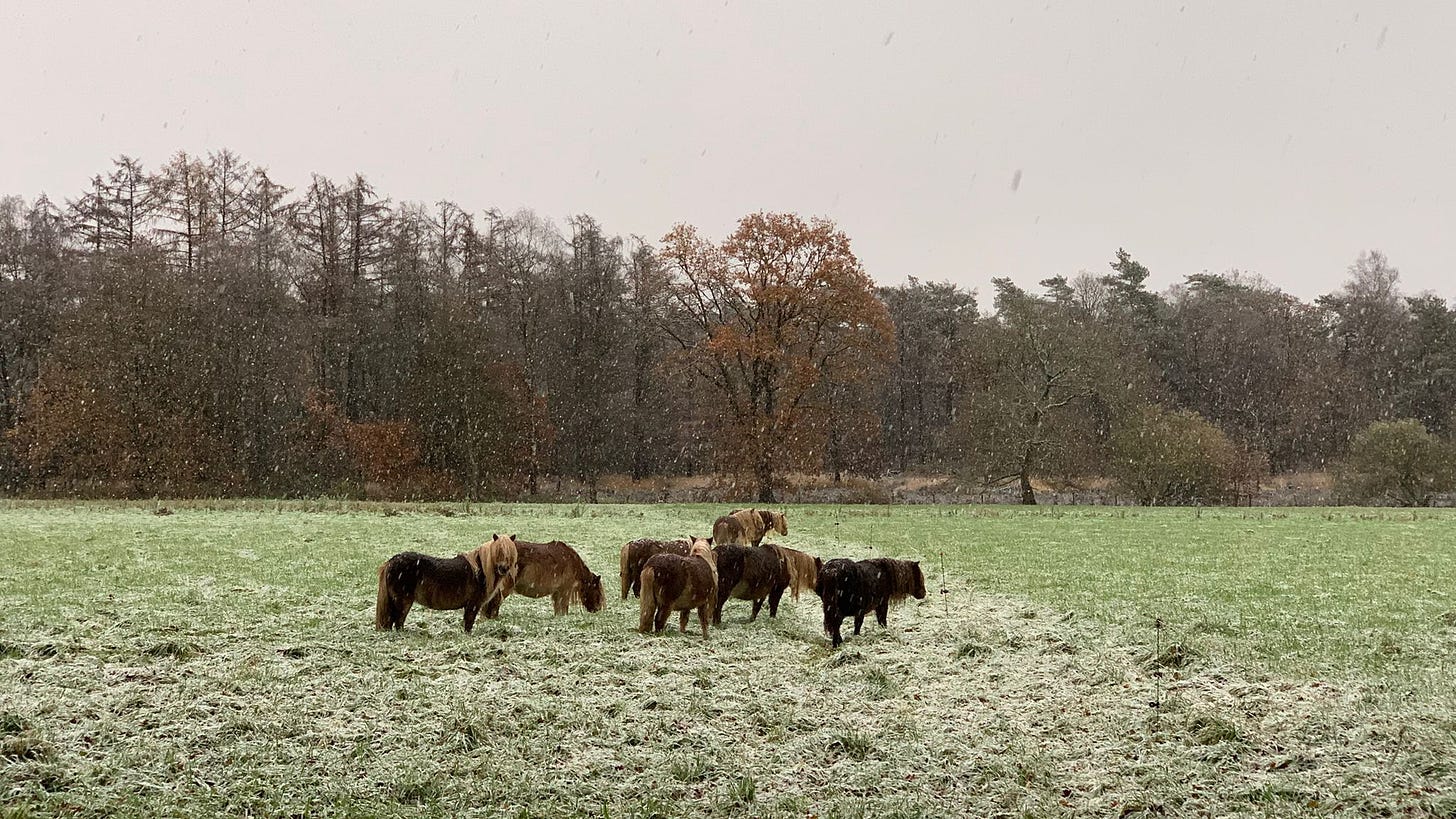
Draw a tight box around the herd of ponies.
[375,508,928,647]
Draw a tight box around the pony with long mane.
[375,534,519,632]
[813,557,926,647]
[618,538,690,599]
[711,509,788,547]
[770,544,819,601]
[712,543,789,625]
[638,537,718,640]
[484,539,605,617]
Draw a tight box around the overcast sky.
[2,1,1452,302]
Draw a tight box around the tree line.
[2,151,1453,504]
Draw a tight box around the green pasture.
[1,501,1453,817]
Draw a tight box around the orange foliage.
[661,212,894,500]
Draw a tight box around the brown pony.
[711,508,788,547]
[813,556,926,647]
[375,534,519,632]
[712,543,789,625]
[618,538,690,599]
[638,537,718,640]
[771,544,819,601]
[484,539,605,617]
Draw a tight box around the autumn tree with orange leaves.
[660,213,894,501]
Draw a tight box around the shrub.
[1111,406,1263,506]
[1334,420,1456,507]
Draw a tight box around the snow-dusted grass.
[1,501,1454,817]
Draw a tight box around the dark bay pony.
[638,537,718,640]
[713,543,789,625]
[484,539,605,617]
[619,538,690,599]
[375,534,519,632]
[814,557,926,647]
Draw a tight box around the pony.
[770,544,819,601]
[484,539,605,617]
[813,557,926,647]
[638,537,718,640]
[712,543,789,625]
[711,508,788,547]
[618,538,690,599]
[375,534,519,632]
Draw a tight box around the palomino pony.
[618,538,690,599]
[814,557,926,647]
[711,509,788,548]
[712,543,789,625]
[770,544,819,601]
[375,534,519,632]
[638,537,718,640]
[484,539,605,617]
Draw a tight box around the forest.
[1,151,1453,504]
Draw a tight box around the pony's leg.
[749,597,763,622]
[698,606,710,640]
[396,598,415,630]
[768,587,784,618]
[463,602,481,632]
[875,600,890,628]
[654,605,671,634]
[678,609,690,633]
[853,611,866,635]
[828,617,844,647]
[552,591,568,616]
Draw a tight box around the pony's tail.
[638,567,657,632]
[374,562,391,630]
[620,543,631,600]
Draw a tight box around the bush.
[1111,406,1263,506]
[1334,420,1456,507]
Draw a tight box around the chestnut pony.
[638,537,718,640]
[484,539,605,617]
[772,544,819,601]
[711,509,788,547]
[375,534,519,632]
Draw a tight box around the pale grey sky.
[3,1,1453,301]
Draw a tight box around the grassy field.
[1,501,1454,817]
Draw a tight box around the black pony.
[813,557,926,647]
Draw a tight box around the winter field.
[1,502,1454,818]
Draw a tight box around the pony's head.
[688,537,716,564]
[580,572,606,613]
[467,533,518,600]
[909,561,927,600]
[765,510,788,537]
[487,533,520,580]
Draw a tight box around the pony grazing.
[618,538,690,599]
[814,557,926,647]
[771,544,819,601]
[375,533,519,633]
[711,508,788,548]
[638,537,718,640]
[484,539,605,617]
[713,543,789,625]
